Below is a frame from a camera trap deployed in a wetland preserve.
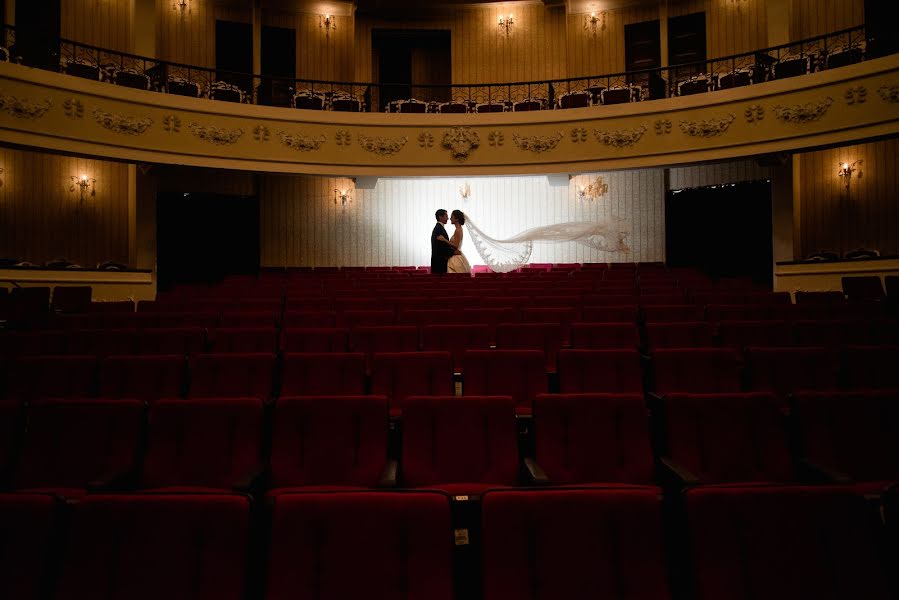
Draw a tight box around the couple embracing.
[430,209,472,275]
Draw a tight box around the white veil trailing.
[463,213,630,273]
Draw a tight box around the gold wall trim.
[1,56,899,175]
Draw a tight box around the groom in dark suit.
[431,209,456,274]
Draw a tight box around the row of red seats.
[2,392,897,498]
[3,485,895,600]
[2,346,897,407]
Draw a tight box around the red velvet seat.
[210,327,279,353]
[643,304,705,323]
[686,485,890,600]
[646,321,715,349]
[188,353,275,399]
[351,325,420,369]
[463,350,547,412]
[662,392,793,483]
[55,494,250,600]
[282,310,337,328]
[65,329,138,356]
[534,393,654,485]
[398,308,456,326]
[794,390,899,488]
[7,355,96,402]
[580,305,639,323]
[482,488,671,600]
[218,311,280,328]
[421,324,490,372]
[0,493,60,600]
[13,398,142,498]
[135,327,206,356]
[844,346,899,390]
[746,346,838,396]
[141,397,263,492]
[495,323,564,371]
[0,401,21,475]
[557,349,643,394]
[99,354,185,402]
[338,309,395,328]
[281,328,349,352]
[270,395,389,492]
[266,491,453,600]
[706,304,788,322]
[461,308,518,343]
[569,323,640,349]
[653,348,742,394]
[402,395,519,495]
[718,320,794,348]
[371,351,454,414]
[281,352,367,395]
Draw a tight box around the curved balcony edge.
[1,55,898,176]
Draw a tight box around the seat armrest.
[797,458,853,484]
[658,456,700,486]
[378,459,399,488]
[523,457,551,486]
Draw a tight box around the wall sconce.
[576,176,609,201]
[584,12,606,34]
[320,14,335,31]
[498,14,514,35]
[173,0,189,13]
[0,167,4,188]
[334,188,351,207]
[837,160,862,187]
[459,182,471,201]
[70,174,96,201]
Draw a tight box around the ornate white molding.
[162,114,181,133]
[744,105,765,123]
[844,86,867,105]
[94,108,153,135]
[442,126,480,162]
[512,131,563,153]
[0,94,51,119]
[418,131,435,148]
[653,119,672,135]
[359,134,408,156]
[253,124,270,142]
[877,84,899,103]
[570,127,588,142]
[593,126,647,147]
[488,130,505,146]
[63,98,84,119]
[278,130,326,151]
[773,97,833,124]
[335,130,352,146]
[188,122,244,145]
[679,114,735,137]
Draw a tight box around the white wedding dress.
[447,226,472,274]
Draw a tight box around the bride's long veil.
[464,213,630,273]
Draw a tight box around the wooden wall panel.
[259,172,664,267]
[566,4,659,78]
[61,0,134,53]
[669,159,771,189]
[790,0,864,41]
[798,139,899,259]
[155,0,251,69]
[0,148,130,267]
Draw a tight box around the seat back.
[55,494,249,600]
[646,322,715,349]
[482,488,670,600]
[534,394,653,485]
[9,356,96,401]
[142,397,263,490]
[370,352,454,413]
[462,350,547,409]
[495,323,564,371]
[210,327,279,354]
[558,349,643,394]
[267,492,453,600]
[15,399,142,490]
[0,493,59,600]
[569,323,639,349]
[402,395,519,489]
[281,353,367,395]
[99,355,185,401]
[842,275,885,302]
[747,347,838,395]
[686,486,890,600]
[663,393,792,482]
[189,353,275,399]
[136,327,206,356]
[844,346,899,390]
[51,286,92,313]
[653,348,742,394]
[422,324,490,371]
[271,396,388,488]
[718,321,794,348]
[281,328,349,352]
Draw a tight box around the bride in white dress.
[446,210,472,274]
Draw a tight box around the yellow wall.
[0,147,130,268]
[61,0,134,53]
[789,0,864,41]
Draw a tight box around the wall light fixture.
[70,174,96,201]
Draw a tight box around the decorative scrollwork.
[94,108,153,135]
[442,126,480,162]
[0,94,51,119]
[488,130,505,146]
[570,127,588,142]
[359,134,408,156]
[188,122,244,145]
[335,130,352,146]
[593,126,647,147]
[162,115,181,133]
[877,85,899,103]
[253,124,270,142]
[512,131,563,154]
[844,86,867,105]
[679,114,736,137]
[653,119,672,135]
[277,131,326,151]
[772,97,833,124]
[63,98,84,119]
[418,131,435,148]
[744,105,765,123]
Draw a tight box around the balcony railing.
[0,24,875,114]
